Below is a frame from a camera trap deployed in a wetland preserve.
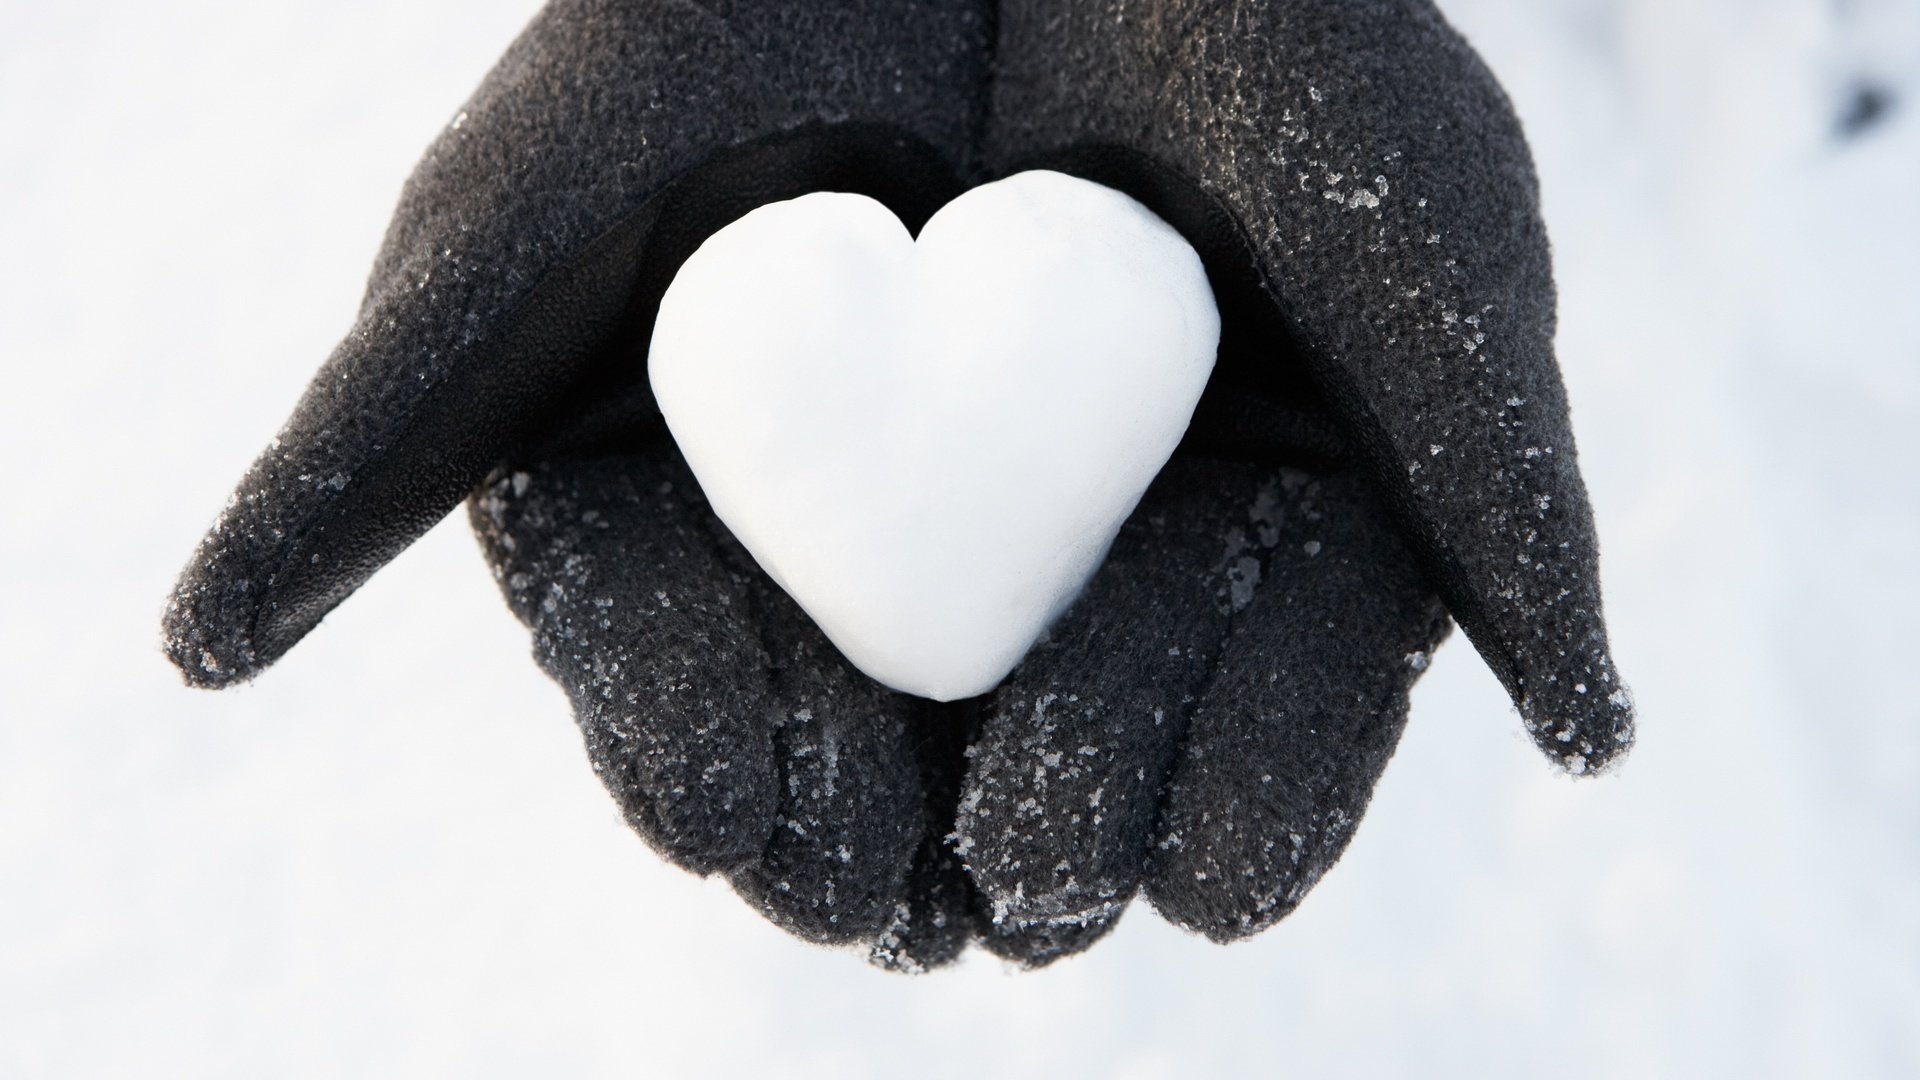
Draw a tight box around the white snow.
[2,0,1918,1077]
[650,172,1217,701]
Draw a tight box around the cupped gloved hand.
[165,0,1635,973]
[164,0,998,971]
[947,0,1635,965]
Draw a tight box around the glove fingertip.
[867,840,975,974]
[162,544,266,690]
[1518,660,1636,776]
[972,902,1125,970]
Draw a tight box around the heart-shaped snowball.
[649,170,1219,701]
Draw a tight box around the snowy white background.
[3,0,1916,1075]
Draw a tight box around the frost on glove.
[164,0,1632,971]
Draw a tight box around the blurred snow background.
[2,0,1916,1075]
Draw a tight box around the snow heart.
[649,171,1219,700]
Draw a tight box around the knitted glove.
[948,0,1634,965]
[163,0,996,971]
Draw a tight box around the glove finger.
[720,565,929,945]
[971,904,1122,970]
[867,699,983,973]
[953,455,1266,931]
[469,447,778,873]
[985,0,1632,770]
[868,820,976,973]
[1144,468,1451,941]
[166,0,990,687]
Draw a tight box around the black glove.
[165,0,1633,972]
[948,0,1635,963]
[164,0,997,971]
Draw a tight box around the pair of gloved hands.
[165,0,1633,972]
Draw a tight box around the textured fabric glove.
[165,0,1633,972]
[946,0,1637,964]
[164,0,997,971]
